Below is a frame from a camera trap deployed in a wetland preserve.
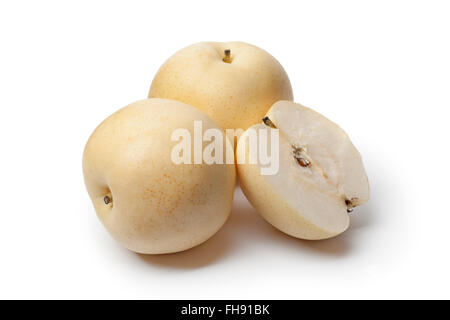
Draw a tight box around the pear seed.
[292,144,311,167]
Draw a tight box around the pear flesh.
[237,101,369,240]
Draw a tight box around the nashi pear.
[83,99,236,254]
[148,41,293,130]
[237,101,369,240]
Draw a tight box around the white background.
[1,0,449,299]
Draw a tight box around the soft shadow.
[137,215,235,270]
[233,194,354,257]
[299,192,377,255]
[348,199,376,230]
[135,186,258,269]
[137,183,379,268]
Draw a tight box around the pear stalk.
[223,49,232,63]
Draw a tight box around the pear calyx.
[104,195,112,205]
[345,198,358,213]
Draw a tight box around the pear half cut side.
[237,101,369,240]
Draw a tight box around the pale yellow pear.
[83,98,236,254]
[149,42,293,130]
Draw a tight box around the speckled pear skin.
[83,98,236,254]
[149,42,293,130]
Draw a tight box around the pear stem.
[262,116,277,128]
[223,49,232,63]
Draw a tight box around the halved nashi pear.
[237,101,369,240]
